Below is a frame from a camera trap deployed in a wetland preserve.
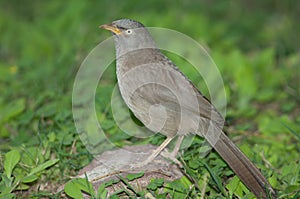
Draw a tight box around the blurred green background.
[0,0,299,198]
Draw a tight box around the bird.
[100,19,276,198]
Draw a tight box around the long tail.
[202,126,277,198]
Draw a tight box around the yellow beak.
[100,24,122,35]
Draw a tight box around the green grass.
[0,1,299,198]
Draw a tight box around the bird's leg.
[169,135,184,158]
[131,137,173,168]
[131,136,184,168]
[144,136,174,164]
[160,136,184,167]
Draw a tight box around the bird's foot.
[160,149,183,168]
[129,149,182,169]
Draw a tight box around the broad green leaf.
[226,176,243,197]
[0,175,13,194]
[268,175,278,188]
[0,99,25,123]
[28,159,59,176]
[164,179,188,199]
[180,176,192,188]
[147,178,164,191]
[64,180,85,199]
[15,183,30,191]
[188,159,201,169]
[165,179,186,192]
[104,179,120,187]
[126,172,144,181]
[21,174,39,183]
[64,178,95,199]
[4,149,20,178]
[97,184,108,199]
[284,185,300,193]
[21,147,39,166]
[0,193,15,199]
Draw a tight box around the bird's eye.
[125,29,133,35]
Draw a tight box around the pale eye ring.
[126,29,132,34]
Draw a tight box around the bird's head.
[100,19,157,56]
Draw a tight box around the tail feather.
[202,127,276,198]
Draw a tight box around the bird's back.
[116,48,225,137]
